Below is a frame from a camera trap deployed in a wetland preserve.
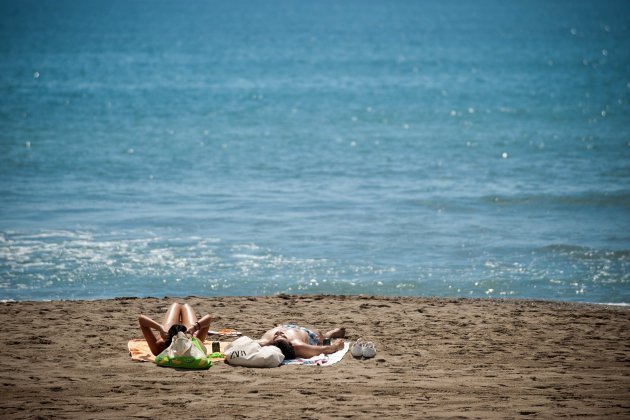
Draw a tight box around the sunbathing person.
[258,324,346,359]
[138,302,212,356]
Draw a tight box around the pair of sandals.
[350,339,376,359]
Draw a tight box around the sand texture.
[0,295,629,418]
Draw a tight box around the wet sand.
[1,295,629,418]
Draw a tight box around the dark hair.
[270,340,296,360]
[164,324,187,348]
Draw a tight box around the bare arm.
[185,314,212,335]
[293,339,344,358]
[138,314,167,356]
[139,314,166,337]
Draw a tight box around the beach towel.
[207,329,242,337]
[128,339,228,363]
[281,342,350,366]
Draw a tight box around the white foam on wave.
[2,228,628,302]
[0,230,224,294]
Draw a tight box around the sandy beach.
[0,295,629,418]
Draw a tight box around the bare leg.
[180,303,197,328]
[162,302,182,331]
[323,327,346,339]
[312,327,346,344]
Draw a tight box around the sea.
[1,0,629,303]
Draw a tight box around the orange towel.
[128,339,227,362]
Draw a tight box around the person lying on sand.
[258,324,345,359]
[138,302,212,356]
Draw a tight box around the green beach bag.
[155,332,212,370]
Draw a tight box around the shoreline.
[3,293,630,307]
[1,294,629,418]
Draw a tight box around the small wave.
[540,244,630,260]
[5,230,94,241]
[482,192,630,208]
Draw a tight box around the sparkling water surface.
[1,0,629,302]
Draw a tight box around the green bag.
[154,333,212,370]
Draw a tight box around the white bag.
[224,336,284,368]
[164,332,206,359]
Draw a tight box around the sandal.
[362,342,376,358]
[350,339,364,358]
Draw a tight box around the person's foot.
[324,327,346,339]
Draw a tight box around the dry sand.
[1,295,629,418]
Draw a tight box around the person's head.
[165,324,187,348]
[269,337,296,360]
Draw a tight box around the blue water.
[1,0,629,303]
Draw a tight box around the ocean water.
[1,0,629,303]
